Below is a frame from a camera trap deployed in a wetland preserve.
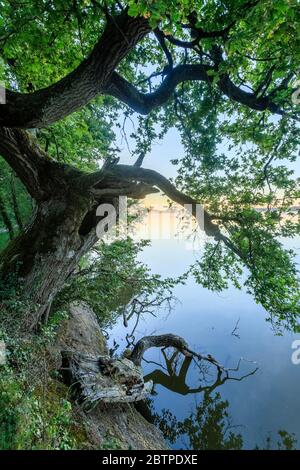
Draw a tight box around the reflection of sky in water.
[111,118,300,449]
[108,236,300,450]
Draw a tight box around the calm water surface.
[109,237,300,450]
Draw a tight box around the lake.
[108,235,300,450]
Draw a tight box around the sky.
[114,111,300,186]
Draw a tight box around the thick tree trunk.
[0,193,15,240]
[0,14,150,128]
[0,125,241,333]
[0,190,98,329]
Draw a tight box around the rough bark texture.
[62,351,153,405]
[0,14,150,128]
[0,190,98,328]
[0,148,242,330]
[54,302,168,450]
[0,5,286,331]
[105,66,283,116]
[0,8,287,129]
[131,333,191,366]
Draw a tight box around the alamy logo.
[95,196,205,248]
[291,340,300,365]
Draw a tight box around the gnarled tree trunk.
[0,189,98,328]
[0,5,279,333]
[0,128,239,331]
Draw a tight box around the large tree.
[0,0,299,330]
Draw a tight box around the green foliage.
[256,430,298,450]
[0,159,32,240]
[153,392,299,450]
[181,392,243,450]
[0,1,118,170]
[275,430,297,451]
[35,100,117,170]
[0,0,299,338]
[57,238,182,327]
[191,227,300,331]
[0,0,299,452]
[171,91,300,330]
[191,242,242,292]
[0,306,88,451]
[101,436,123,450]
[0,232,8,251]
[0,363,77,450]
[154,391,243,449]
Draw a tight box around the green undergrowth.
[0,305,89,450]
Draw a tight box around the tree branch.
[80,163,243,258]
[0,128,50,199]
[105,65,285,116]
[130,333,235,374]
[154,28,173,69]
[0,12,150,128]
[130,334,191,366]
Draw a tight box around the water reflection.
[149,390,298,450]
[152,391,244,449]
[144,352,195,395]
[142,351,298,450]
[144,349,257,396]
[109,238,300,449]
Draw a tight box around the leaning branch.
[0,13,150,128]
[130,333,258,379]
[78,163,243,257]
[105,65,285,116]
[130,334,191,366]
[99,164,243,257]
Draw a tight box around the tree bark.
[0,124,243,332]
[0,189,98,329]
[0,10,287,128]
[105,67,284,116]
[0,13,150,128]
[0,155,243,330]
[0,193,14,240]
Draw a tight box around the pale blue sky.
[115,115,300,183]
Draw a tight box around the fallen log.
[61,350,153,407]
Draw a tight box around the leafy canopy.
[0,0,299,330]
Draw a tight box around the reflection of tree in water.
[257,430,298,451]
[143,349,247,449]
[140,347,250,448]
[144,350,194,395]
[157,391,243,449]
[142,350,298,450]
[150,392,298,450]
[144,347,257,396]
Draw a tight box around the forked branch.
[106,65,286,116]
